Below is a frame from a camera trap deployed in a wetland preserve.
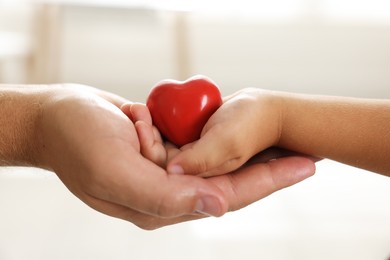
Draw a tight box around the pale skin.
[136,88,390,178]
[0,84,315,230]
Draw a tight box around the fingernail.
[168,165,184,175]
[195,196,221,217]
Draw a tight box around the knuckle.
[155,191,181,218]
[193,156,210,174]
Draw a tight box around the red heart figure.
[146,75,222,146]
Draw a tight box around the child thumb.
[167,132,239,176]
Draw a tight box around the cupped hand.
[34,84,232,230]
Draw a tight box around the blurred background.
[1,0,390,259]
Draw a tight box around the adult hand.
[26,84,237,229]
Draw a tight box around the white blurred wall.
[55,6,390,101]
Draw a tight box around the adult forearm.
[0,85,45,166]
[277,92,390,175]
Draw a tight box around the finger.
[120,103,134,121]
[130,103,152,125]
[135,121,166,168]
[209,156,315,211]
[129,102,163,143]
[132,103,164,143]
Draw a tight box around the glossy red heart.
[146,75,222,147]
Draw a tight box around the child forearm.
[277,92,390,175]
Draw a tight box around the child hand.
[166,88,284,177]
